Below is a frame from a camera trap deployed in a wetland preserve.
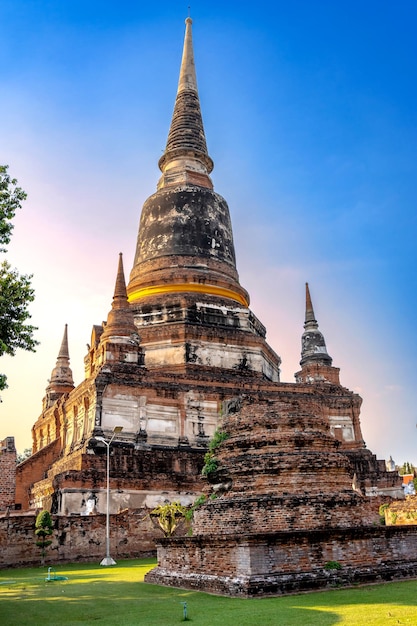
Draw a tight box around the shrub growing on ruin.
[201,429,229,478]
[185,494,207,522]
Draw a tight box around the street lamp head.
[95,428,123,445]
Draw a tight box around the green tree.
[0,165,27,251]
[399,462,415,476]
[16,447,32,464]
[35,510,54,564]
[0,165,38,391]
[150,501,188,537]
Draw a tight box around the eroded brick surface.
[0,509,168,568]
[146,527,417,596]
[146,396,414,596]
[0,438,16,510]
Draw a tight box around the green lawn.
[0,559,416,625]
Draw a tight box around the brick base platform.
[146,526,417,596]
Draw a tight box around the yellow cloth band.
[128,283,249,307]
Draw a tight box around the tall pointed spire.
[128,17,249,309]
[300,283,332,368]
[101,253,137,340]
[44,324,75,408]
[305,282,316,326]
[158,17,213,190]
[57,323,70,361]
[113,252,128,304]
[84,254,143,378]
[49,324,74,386]
[177,17,198,93]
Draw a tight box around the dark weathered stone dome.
[133,186,236,267]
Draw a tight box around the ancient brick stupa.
[146,390,417,596]
[17,15,405,581]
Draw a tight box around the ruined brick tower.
[16,17,400,518]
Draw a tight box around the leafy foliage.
[0,262,38,356]
[201,429,229,478]
[185,494,207,521]
[208,429,229,453]
[324,560,342,571]
[378,502,389,525]
[0,165,38,391]
[399,462,415,476]
[201,452,219,477]
[379,503,389,517]
[0,165,27,251]
[35,510,54,563]
[150,501,188,537]
[16,447,32,464]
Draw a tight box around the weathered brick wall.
[147,526,417,596]
[0,508,179,569]
[193,493,378,535]
[15,439,61,510]
[0,437,16,510]
[32,447,205,514]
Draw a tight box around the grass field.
[1,558,417,625]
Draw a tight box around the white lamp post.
[95,426,123,566]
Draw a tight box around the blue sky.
[1,1,416,466]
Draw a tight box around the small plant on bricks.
[379,502,389,525]
[201,429,229,479]
[150,501,188,537]
[185,494,207,522]
[184,494,207,535]
[35,510,54,565]
[201,452,219,477]
[324,561,342,571]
